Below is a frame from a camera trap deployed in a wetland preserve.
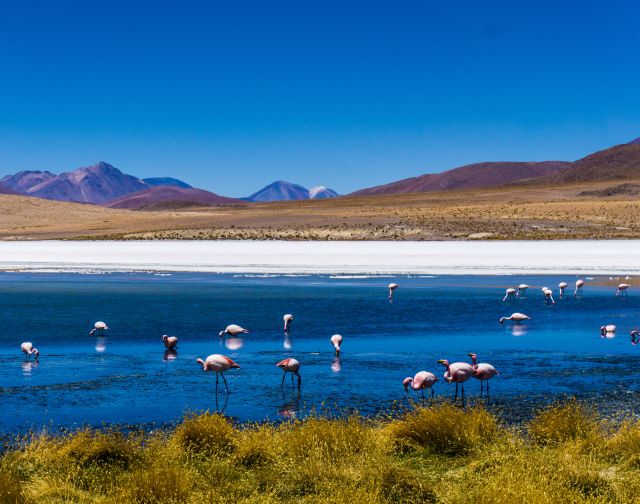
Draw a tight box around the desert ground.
[1,181,639,240]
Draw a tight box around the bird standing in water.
[330,334,343,356]
[162,335,178,349]
[559,282,568,297]
[196,354,240,393]
[20,342,39,360]
[574,279,585,296]
[388,283,398,301]
[219,324,249,337]
[438,359,474,403]
[499,313,530,325]
[276,358,301,388]
[90,321,108,336]
[283,314,294,331]
[617,284,630,296]
[468,353,498,397]
[503,288,517,302]
[403,371,438,399]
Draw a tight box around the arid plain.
[1,180,639,241]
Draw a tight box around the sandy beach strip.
[0,240,636,275]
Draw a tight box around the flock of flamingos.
[19,279,636,405]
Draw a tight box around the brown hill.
[532,140,640,184]
[350,161,570,197]
[104,186,243,209]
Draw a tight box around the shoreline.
[0,239,637,275]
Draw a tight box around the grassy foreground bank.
[2,401,640,503]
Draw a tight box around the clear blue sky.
[1,0,638,197]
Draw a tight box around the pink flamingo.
[503,288,516,302]
[542,287,555,304]
[283,314,294,331]
[438,359,474,402]
[617,284,630,296]
[330,334,343,356]
[558,282,568,297]
[196,354,240,393]
[600,324,616,336]
[516,284,529,297]
[219,324,249,337]
[403,371,438,399]
[276,358,301,388]
[574,279,585,296]
[162,335,178,349]
[20,342,39,360]
[388,283,398,300]
[499,312,530,325]
[631,330,639,345]
[90,321,108,336]
[468,353,499,397]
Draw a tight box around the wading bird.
[20,342,39,360]
[276,358,301,388]
[631,330,640,345]
[438,359,474,403]
[402,371,438,399]
[559,282,568,297]
[499,312,530,325]
[617,284,630,296]
[162,335,178,349]
[283,314,294,331]
[503,288,517,302]
[542,287,555,304]
[388,283,398,300]
[90,321,108,336]
[516,284,530,296]
[468,353,498,396]
[219,324,249,337]
[196,354,240,393]
[330,334,343,356]
[574,279,585,296]
[600,324,617,336]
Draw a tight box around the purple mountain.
[247,180,339,202]
[1,170,57,193]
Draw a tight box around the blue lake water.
[0,272,638,433]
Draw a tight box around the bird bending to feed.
[283,314,294,331]
[196,354,240,393]
[330,334,343,356]
[438,359,474,402]
[90,321,108,336]
[162,335,178,349]
[617,284,630,296]
[403,371,438,398]
[516,284,529,296]
[574,279,585,296]
[503,288,516,302]
[542,287,555,304]
[388,283,398,300]
[468,353,498,396]
[219,324,249,337]
[20,342,39,360]
[276,358,301,388]
[559,282,568,297]
[499,312,530,325]
[600,324,616,335]
[631,330,640,345]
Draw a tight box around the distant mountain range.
[2,137,640,209]
[247,181,339,202]
[351,138,640,197]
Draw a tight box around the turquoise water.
[0,272,638,433]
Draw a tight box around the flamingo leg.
[291,372,294,387]
[296,372,301,389]
[221,372,230,393]
[461,383,465,407]
[454,382,459,402]
[281,371,286,387]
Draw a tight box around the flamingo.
[196,354,240,393]
[438,359,474,403]
[574,279,585,296]
[330,334,343,356]
[388,283,398,300]
[631,330,640,345]
[516,284,530,297]
[503,288,517,302]
[219,324,249,337]
[468,353,499,397]
[542,287,555,304]
[90,321,108,336]
[617,284,630,296]
[162,335,178,349]
[20,342,39,360]
[600,324,616,336]
[283,314,294,331]
[499,312,530,325]
[559,282,568,297]
[402,371,438,399]
[276,358,301,388]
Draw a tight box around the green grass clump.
[389,403,498,455]
[2,401,640,503]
